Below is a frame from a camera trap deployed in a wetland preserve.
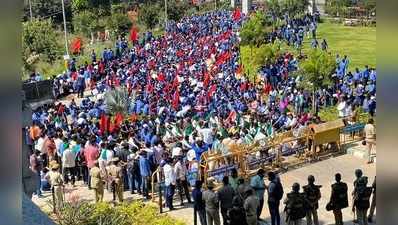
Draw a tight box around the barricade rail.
[151,119,370,205]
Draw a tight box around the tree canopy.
[298,49,336,91]
[22,19,61,66]
[240,11,269,48]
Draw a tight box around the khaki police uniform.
[108,164,124,202]
[353,183,372,225]
[90,165,104,203]
[284,192,307,225]
[47,170,64,210]
[303,184,321,225]
[202,188,221,225]
[244,194,259,225]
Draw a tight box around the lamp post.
[164,0,168,30]
[28,0,33,20]
[61,0,69,57]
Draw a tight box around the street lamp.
[61,0,69,57]
[164,0,168,30]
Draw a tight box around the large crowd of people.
[26,9,376,225]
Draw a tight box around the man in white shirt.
[163,158,176,210]
[199,127,215,146]
[337,100,347,118]
[364,118,376,163]
[35,134,46,153]
[172,143,183,159]
[174,157,192,205]
[54,134,64,156]
[62,147,77,186]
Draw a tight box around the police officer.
[90,161,104,203]
[228,196,248,225]
[284,183,307,225]
[236,177,248,205]
[45,162,64,211]
[218,176,235,225]
[327,173,348,225]
[352,168,363,223]
[202,180,220,225]
[243,187,258,225]
[352,176,372,225]
[108,157,124,203]
[353,169,363,188]
[303,175,321,225]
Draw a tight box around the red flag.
[172,75,179,88]
[232,8,241,21]
[215,51,231,66]
[236,65,243,74]
[207,84,217,99]
[240,82,247,91]
[130,114,138,122]
[99,114,108,135]
[71,37,82,54]
[226,110,237,123]
[146,81,154,93]
[130,26,139,42]
[114,112,124,128]
[157,72,165,82]
[203,71,210,88]
[109,121,115,133]
[172,89,180,110]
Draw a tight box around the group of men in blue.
[28,9,376,224]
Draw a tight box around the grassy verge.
[279,20,376,70]
[240,20,376,79]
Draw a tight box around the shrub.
[54,200,186,225]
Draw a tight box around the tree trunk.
[90,32,94,45]
[312,88,318,116]
[250,45,254,82]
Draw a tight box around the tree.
[240,11,270,52]
[280,0,310,17]
[139,3,160,30]
[253,43,281,66]
[72,10,97,39]
[23,0,72,25]
[299,49,336,113]
[166,0,190,22]
[104,87,135,116]
[240,11,270,78]
[22,19,61,68]
[106,12,132,38]
[71,0,115,16]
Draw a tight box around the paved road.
[164,153,376,225]
[32,150,375,225]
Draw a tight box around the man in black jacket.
[267,171,283,225]
[328,173,348,225]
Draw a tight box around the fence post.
[158,182,163,213]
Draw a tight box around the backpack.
[355,186,372,209]
[285,193,307,220]
[273,181,284,201]
[334,183,348,209]
[304,185,321,203]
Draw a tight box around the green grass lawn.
[308,21,376,70]
[241,21,376,78]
